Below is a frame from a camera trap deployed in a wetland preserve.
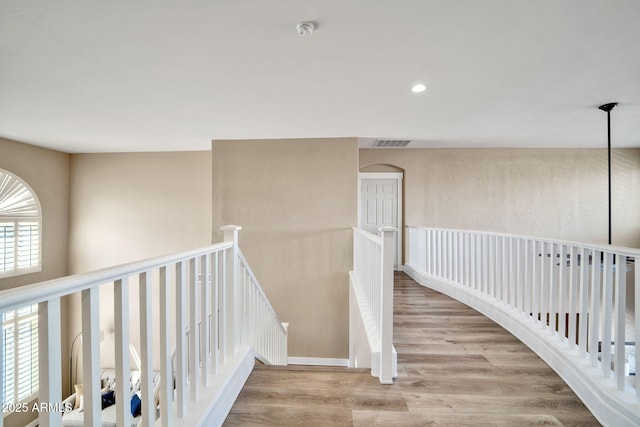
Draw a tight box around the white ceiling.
[1,1,639,153]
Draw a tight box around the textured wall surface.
[360,148,640,249]
[213,138,358,358]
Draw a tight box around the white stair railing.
[405,225,640,427]
[238,250,288,366]
[0,225,287,427]
[349,227,396,384]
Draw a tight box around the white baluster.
[492,236,497,298]
[539,241,546,328]
[159,267,172,427]
[590,250,602,367]
[503,237,509,304]
[558,245,567,340]
[114,278,132,427]
[448,231,453,280]
[424,229,430,274]
[579,248,590,357]
[568,247,578,349]
[242,266,248,345]
[523,240,530,316]
[250,279,256,351]
[532,241,539,324]
[211,252,219,375]
[464,233,470,286]
[471,233,480,290]
[509,238,515,308]
[615,255,626,390]
[175,261,187,417]
[482,235,488,294]
[516,239,522,312]
[81,287,101,426]
[201,255,210,387]
[38,298,62,427]
[452,231,458,282]
[602,252,614,378]
[139,271,154,427]
[549,243,557,336]
[635,255,640,400]
[189,258,199,401]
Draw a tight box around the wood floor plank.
[352,410,564,426]
[224,272,600,426]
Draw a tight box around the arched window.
[0,169,42,278]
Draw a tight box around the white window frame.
[0,169,42,279]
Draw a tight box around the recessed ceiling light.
[411,83,426,93]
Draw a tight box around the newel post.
[379,226,396,384]
[222,225,241,355]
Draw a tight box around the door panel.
[360,178,400,267]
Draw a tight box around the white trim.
[287,357,350,367]
[358,172,404,180]
[358,172,404,270]
[180,345,254,427]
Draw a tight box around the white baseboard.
[287,357,349,367]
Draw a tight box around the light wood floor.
[224,272,600,426]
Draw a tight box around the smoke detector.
[296,21,316,36]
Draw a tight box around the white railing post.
[222,225,241,355]
[282,322,289,365]
[379,227,396,384]
[38,298,62,427]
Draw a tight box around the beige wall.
[360,148,640,249]
[67,151,212,371]
[68,152,212,272]
[0,137,70,427]
[0,137,70,290]
[212,138,358,358]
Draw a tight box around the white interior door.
[359,173,403,269]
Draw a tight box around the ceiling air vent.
[373,139,411,148]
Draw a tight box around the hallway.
[224,272,599,426]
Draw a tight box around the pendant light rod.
[598,102,618,245]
